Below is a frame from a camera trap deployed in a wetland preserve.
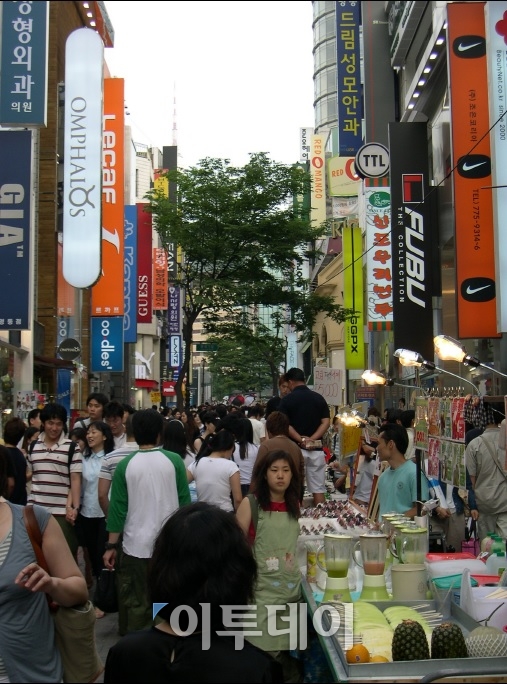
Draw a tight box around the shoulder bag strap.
[247,493,259,531]
[23,505,49,571]
[23,506,57,609]
[480,436,507,483]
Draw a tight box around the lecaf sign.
[62,28,104,288]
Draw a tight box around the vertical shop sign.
[168,285,180,334]
[136,204,152,324]
[0,130,31,330]
[389,122,434,360]
[90,316,124,372]
[343,226,364,369]
[153,248,168,310]
[63,28,104,288]
[486,3,507,332]
[336,1,363,156]
[310,134,326,230]
[365,180,393,330]
[448,2,498,338]
[92,78,125,315]
[0,0,49,126]
[123,206,137,343]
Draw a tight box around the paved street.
[94,608,119,682]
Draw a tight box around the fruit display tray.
[301,576,506,682]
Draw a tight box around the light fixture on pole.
[361,369,426,393]
[433,335,507,380]
[393,348,480,394]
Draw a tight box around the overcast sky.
[103,1,315,168]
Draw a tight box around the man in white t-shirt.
[103,410,190,634]
[248,405,266,446]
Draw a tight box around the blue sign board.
[56,369,71,414]
[0,130,31,330]
[123,206,138,343]
[168,285,180,334]
[336,1,363,156]
[0,1,49,126]
[91,316,124,372]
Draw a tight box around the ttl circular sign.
[58,338,81,361]
[355,143,390,179]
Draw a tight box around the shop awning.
[34,355,75,370]
[135,379,159,389]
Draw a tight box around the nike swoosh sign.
[466,284,491,295]
[452,35,486,59]
[458,41,482,51]
[462,161,487,172]
[457,154,491,179]
[461,277,495,302]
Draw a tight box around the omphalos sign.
[58,338,81,361]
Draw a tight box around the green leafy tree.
[146,153,352,408]
[207,338,274,401]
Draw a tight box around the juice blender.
[399,527,428,564]
[390,521,419,562]
[354,532,390,600]
[317,533,354,602]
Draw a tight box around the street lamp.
[394,348,480,394]
[433,335,507,380]
[361,369,427,393]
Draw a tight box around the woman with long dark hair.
[187,430,242,512]
[221,413,259,497]
[104,503,282,682]
[236,450,302,683]
[162,419,197,502]
[77,420,114,617]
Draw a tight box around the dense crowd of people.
[0,376,505,682]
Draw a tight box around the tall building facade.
[310,1,507,406]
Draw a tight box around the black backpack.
[29,437,77,469]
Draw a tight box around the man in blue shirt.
[377,422,429,518]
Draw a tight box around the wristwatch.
[104,542,119,550]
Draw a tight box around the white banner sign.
[313,367,343,404]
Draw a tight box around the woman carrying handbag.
[0,448,91,683]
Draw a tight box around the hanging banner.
[486,3,507,332]
[343,226,364,369]
[168,285,180,334]
[365,180,393,331]
[56,369,71,415]
[63,28,104,288]
[136,204,152,324]
[0,0,49,126]
[153,248,168,310]
[90,316,124,373]
[124,205,137,344]
[0,130,31,330]
[388,122,434,360]
[92,78,125,316]
[336,1,363,156]
[448,2,498,338]
[310,134,326,230]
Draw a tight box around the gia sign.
[63,28,104,288]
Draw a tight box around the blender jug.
[317,533,354,602]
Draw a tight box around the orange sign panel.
[448,3,499,338]
[92,78,125,316]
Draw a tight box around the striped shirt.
[27,433,82,516]
[99,442,138,481]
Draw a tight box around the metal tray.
[302,576,506,682]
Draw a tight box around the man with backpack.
[26,403,82,556]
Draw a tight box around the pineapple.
[466,626,507,658]
[392,619,430,661]
[431,622,468,659]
